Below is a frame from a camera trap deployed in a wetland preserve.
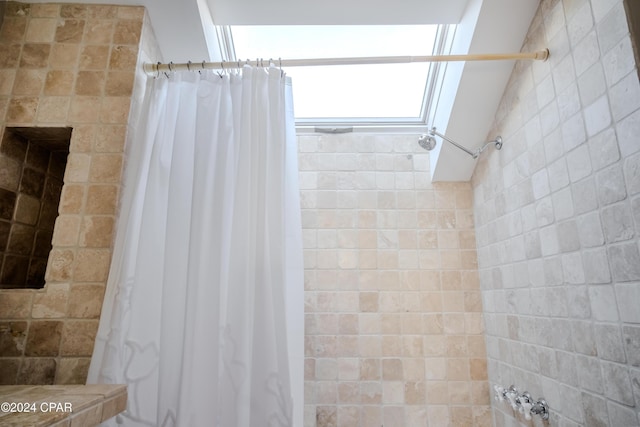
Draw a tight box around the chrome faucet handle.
[505,385,519,410]
[531,398,550,421]
[493,385,505,402]
[517,392,533,420]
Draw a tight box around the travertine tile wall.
[0,1,160,385]
[471,0,640,425]
[301,134,491,427]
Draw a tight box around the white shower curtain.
[88,66,304,427]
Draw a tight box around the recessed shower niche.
[0,127,71,289]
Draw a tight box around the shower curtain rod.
[143,49,549,76]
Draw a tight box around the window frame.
[217,24,454,132]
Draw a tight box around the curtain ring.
[187,60,192,71]
[156,61,161,79]
[168,61,174,72]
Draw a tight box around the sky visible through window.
[229,25,440,122]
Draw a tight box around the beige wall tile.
[25,18,57,43]
[37,96,70,123]
[59,319,98,356]
[6,97,38,123]
[49,44,80,69]
[79,45,109,70]
[84,20,115,44]
[79,216,113,248]
[67,283,104,318]
[84,184,118,215]
[31,283,70,318]
[73,248,111,282]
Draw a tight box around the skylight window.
[220,25,451,128]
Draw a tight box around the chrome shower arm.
[428,127,503,159]
[429,127,477,158]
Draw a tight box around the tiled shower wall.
[301,134,490,427]
[0,2,160,384]
[472,0,640,425]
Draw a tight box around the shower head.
[418,134,437,151]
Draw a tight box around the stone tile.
[60,320,99,356]
[7,223,36,256]
[601,361,635,405]
[12,69,46,96]
[0,358,20,384]
[607,401,638,427]
[117,6,145,20]
[625,151,640,196]
[60,4,88,18]
[0,321,28,357]
[622,325,640,367]
[615,284,640,324]
[562,114,588,156]
[79,216,113,248]
[0,17,27,43]
[85,185,118,214]
[14,194,40,226]
[616,107,640,157]
[113,20,142,45]
[44,71,75,96]
[583,247,611,284]
[581,392,609,427]
[104,71,134,96]
[108,45,138,70]
[69,125,96,153]
[588,285,619,321]
[37,96,71,123]
[608,242,640,282]
[609,71,640,122]
[24,320,62,356]
[0,289,33,318]
[56,358,91,385]
[55,19,85,43]
[594,323,626,363]
[20,43,51,68]
[597,163,627,206]
[0,187,18,220]
[64,153,91,183]
[46,249,75,282]
[100,96,131,124]
[567,144,592,182]
[588,127,620,173]
[49,44,80,69]
[596,2,629,54]
[79,45,110,70]
[75,71,105,96]
[73,249,110,282]
[583,95,611,137]
[30,4,60,18]
[32,283,70,318]
[0,44,21,68]
[58,185,84,214]
[84,20,115,44]
[0,70,16,96]
[602,36,636,86]
[68,97,101,123]
[17,357,56,384]
[601,202,634,243]
[552,186,575,220]
[7,97,39,123]
[25,18,57,43]
[88,154,123,183]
